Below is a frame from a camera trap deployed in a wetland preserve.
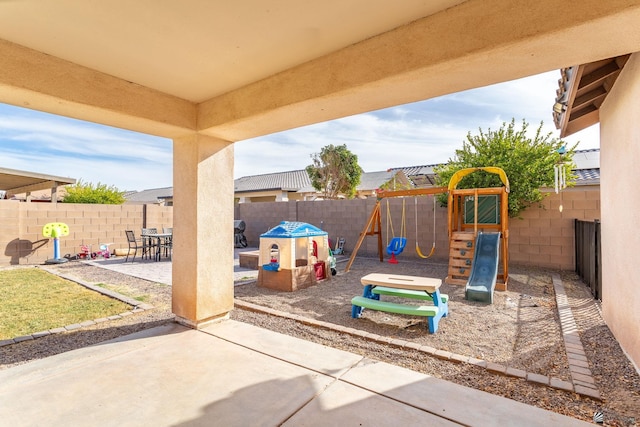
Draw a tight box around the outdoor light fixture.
[553,101,567,114]
[553,88,568,115]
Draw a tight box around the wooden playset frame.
[345,167,510,290]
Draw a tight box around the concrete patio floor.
[85,247,260,285]
[0,319,590,426]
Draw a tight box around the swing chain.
[415,196,437,259]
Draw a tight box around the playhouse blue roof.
[260,221,327,238]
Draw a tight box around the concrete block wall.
[237,187,600,270]
[0,201,173,266]
[145,204,174,232]
[510,188,600,269]
[1,187,599,269]
[236,202,291,241]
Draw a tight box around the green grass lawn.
[0,268,131,340]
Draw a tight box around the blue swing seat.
[386,237,407,255]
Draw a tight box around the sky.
[0,70,598,192]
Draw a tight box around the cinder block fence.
[0,187,598,270]
[0,201,172,266]
[235,187,600,271]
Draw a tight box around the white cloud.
[234,71,599,178]
[0,105,172,191]
[0,70,600,188]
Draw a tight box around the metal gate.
[574,219,602,300]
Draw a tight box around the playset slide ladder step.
[447,231,476,285]
[371,286,449,303]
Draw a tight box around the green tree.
[306,144,363,199]
[434,119,576,217]
[62,180,125,204]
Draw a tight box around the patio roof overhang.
[0,167,76,199]
[553,54,631,137]
[2,2,640,143]
[1,0,640,332]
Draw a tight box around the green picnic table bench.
[351,273,449,333]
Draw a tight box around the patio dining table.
[144,232,172,261]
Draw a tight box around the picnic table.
[144,232,173,261]
[351,273,449,333]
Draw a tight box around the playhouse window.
[270,244,279,263]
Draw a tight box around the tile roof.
[125,186,173,203]
[128,149,601,201]
[392,149,599,186]
[234,170,311,193]
[571,148,599,170]
[390,164,439,186]
[237,169,408,194]
[574,168,600,185]
[553,56,629,138]
[357,170,399,190]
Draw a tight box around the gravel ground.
[234,257,639,426]
[1,259,638,425]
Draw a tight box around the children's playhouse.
[257,221,331,291]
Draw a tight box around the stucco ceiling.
[0,0,465,103]
[2,1,640,142]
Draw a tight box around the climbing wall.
[446,231,475,285]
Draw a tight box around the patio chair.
[125,230,142,262]
[156,227,173,261]
[161,227,173,259]
[141,228,158,260]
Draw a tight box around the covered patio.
[0,321,590,426]
[1,1,639,424]
[0,167,75,202]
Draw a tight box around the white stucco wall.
[599,52,640,370]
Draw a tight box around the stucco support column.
[172,133,234,328]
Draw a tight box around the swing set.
[385,198,406,264]
[345,167,510,291]
[384,195,438,264]
[345,186,446,271]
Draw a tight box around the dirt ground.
[233,257,640,426]
[1,259,638,425]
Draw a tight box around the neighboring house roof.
[234,170,311,193]
[571,148,599,170]
[296,170,411,197]
[571,148,600,185]
[391,164,439,187]
[125,187,173,204]
[133,151,600,204]
[574,168,600,186]
[237,169,410,197]
[358,170,394,190]
[393,149,600,187]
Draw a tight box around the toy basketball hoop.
[42,222,70,264]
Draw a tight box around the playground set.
[257,221,333,292]
[42,222,70,265]
[42,222,113,263]
[347,167,510,331]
